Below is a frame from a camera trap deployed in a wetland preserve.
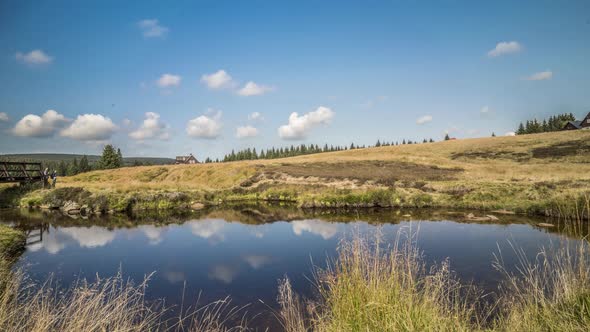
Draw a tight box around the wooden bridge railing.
[0,161,43,183]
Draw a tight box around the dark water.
[0,206,579,329]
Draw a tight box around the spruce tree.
[58,161,68,176]
[79,155,90,173]
[117,148,123,167]
[517,122,525,135]
[67,158,79,175]
[98,145,121,169]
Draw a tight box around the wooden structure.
[25,224,48,246]
[175,154,198,164]
[0,161,43,183]
[563,112,590,130]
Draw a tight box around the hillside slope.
[63,130,590,187]
[13,130,590,217]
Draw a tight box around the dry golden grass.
[34,130,587,218]
[274,219,590,331]
[60,161,260,193]
[493,240,590,331]
[275,229,482,331]
[59,130,590,192]
[0,269,164,332]
[0,265,252,332]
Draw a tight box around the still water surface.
[0,206,576,329]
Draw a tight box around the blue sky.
[1,0,589,159]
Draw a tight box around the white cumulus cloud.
[13,110,69,137]
[163,271,186,284]
[248,112,263,121]
[139,225,165,245]
[416,115,433,125]
[292,220,339,240]
[524,70,553,81]
[189,219,226,243]
[15,49,53,64]
[157,73,181,88]
[201,70,234,89]
[505,131,516,136]
[236,125,258,139]
[138,19,169,38]
[60,114,117,141]
[208,264,238,284]
[243,255,271,269]
[487,41,523,57]
[237,81,273,96]
[0,112,9,122]
[129,112,170,140]
[186,110,222,139]
[27,232,67,254]
[278,106,334,140]
[61,227,116,248]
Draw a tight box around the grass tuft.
[278,229,482,331]
[0,263,251,331]
[493,240,590,331]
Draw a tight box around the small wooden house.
[175,154,198,164]
[563,112,590,130]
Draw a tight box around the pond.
[0,205,580,330]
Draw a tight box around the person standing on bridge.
[43,167,49,188]
[51,170,57,188]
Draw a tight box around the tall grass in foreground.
[0,263,251,332]
[0,268,162,331]
[276,230,483,331]
[276,226,590,331]
[493,241,590,331]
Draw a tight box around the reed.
[492,196,590,331]
[0,264,251,332]
[0,268,163,331]
[493,240,590,331]
[553,193,590,236]
[276,223,590,331]
[277,229,483,331]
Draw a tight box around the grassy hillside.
[11,130,590,218]
[0,153,175,166]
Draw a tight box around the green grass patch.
[0,225,25,257]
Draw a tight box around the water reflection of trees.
[0,203,585,240]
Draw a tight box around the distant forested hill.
[0,154,175,166]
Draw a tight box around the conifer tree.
[117,148,123,166]
[98,145,122,169]
[67,158,79,175]
[58,161,68,176]
[79,155,90,173]
[517,122,525,135]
